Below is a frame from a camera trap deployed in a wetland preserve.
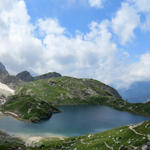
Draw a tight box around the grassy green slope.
[15,76,150,117]
[1,95,60,122]
[16,76,121,105]
[102,99,150,117]
[38,120,150,150]
[0,130,25,150]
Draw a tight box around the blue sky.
[25,0,150,58]
[0,0,150,88]
[25,0,122,34]
[26,3,148,40]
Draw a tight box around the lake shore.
[0,127,67,148]
[0,110,26,122]
[15,133,67,147]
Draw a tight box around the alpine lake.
[0,105,149,137]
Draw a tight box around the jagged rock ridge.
[0,62,62,88]
[16,71,62,82]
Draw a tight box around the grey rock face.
[0,62,61,88]
[0,71,23,89]
[0,62,9,74]
[16,71,34,82]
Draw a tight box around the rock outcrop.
[0,63,23,89]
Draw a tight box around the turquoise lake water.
[0,105,149,137]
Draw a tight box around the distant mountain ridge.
[118,81,150,103]
[0,62,62,88]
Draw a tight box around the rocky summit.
[0,71,23,89]
[0,63,23,89]
[0,62,9,75]
[16,71,34,82]
[0,62,62,88]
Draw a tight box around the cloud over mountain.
[0,0,150,89]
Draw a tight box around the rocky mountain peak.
[16,71,34,82]
[0,62,9,75]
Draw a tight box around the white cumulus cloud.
[112,0,150,44]
[88,0,104,8]
[112,2,140,44]
[37,18,66,35]
[0,0,150,89]
[132,0,150,31]
[129,53,150,81]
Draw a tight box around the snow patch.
[0,82,15,97]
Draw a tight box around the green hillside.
[16,76,121,105]
[0,130,25,150]
[14,76,150,118]
[39,120,150,150]
[1,95,60,122]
